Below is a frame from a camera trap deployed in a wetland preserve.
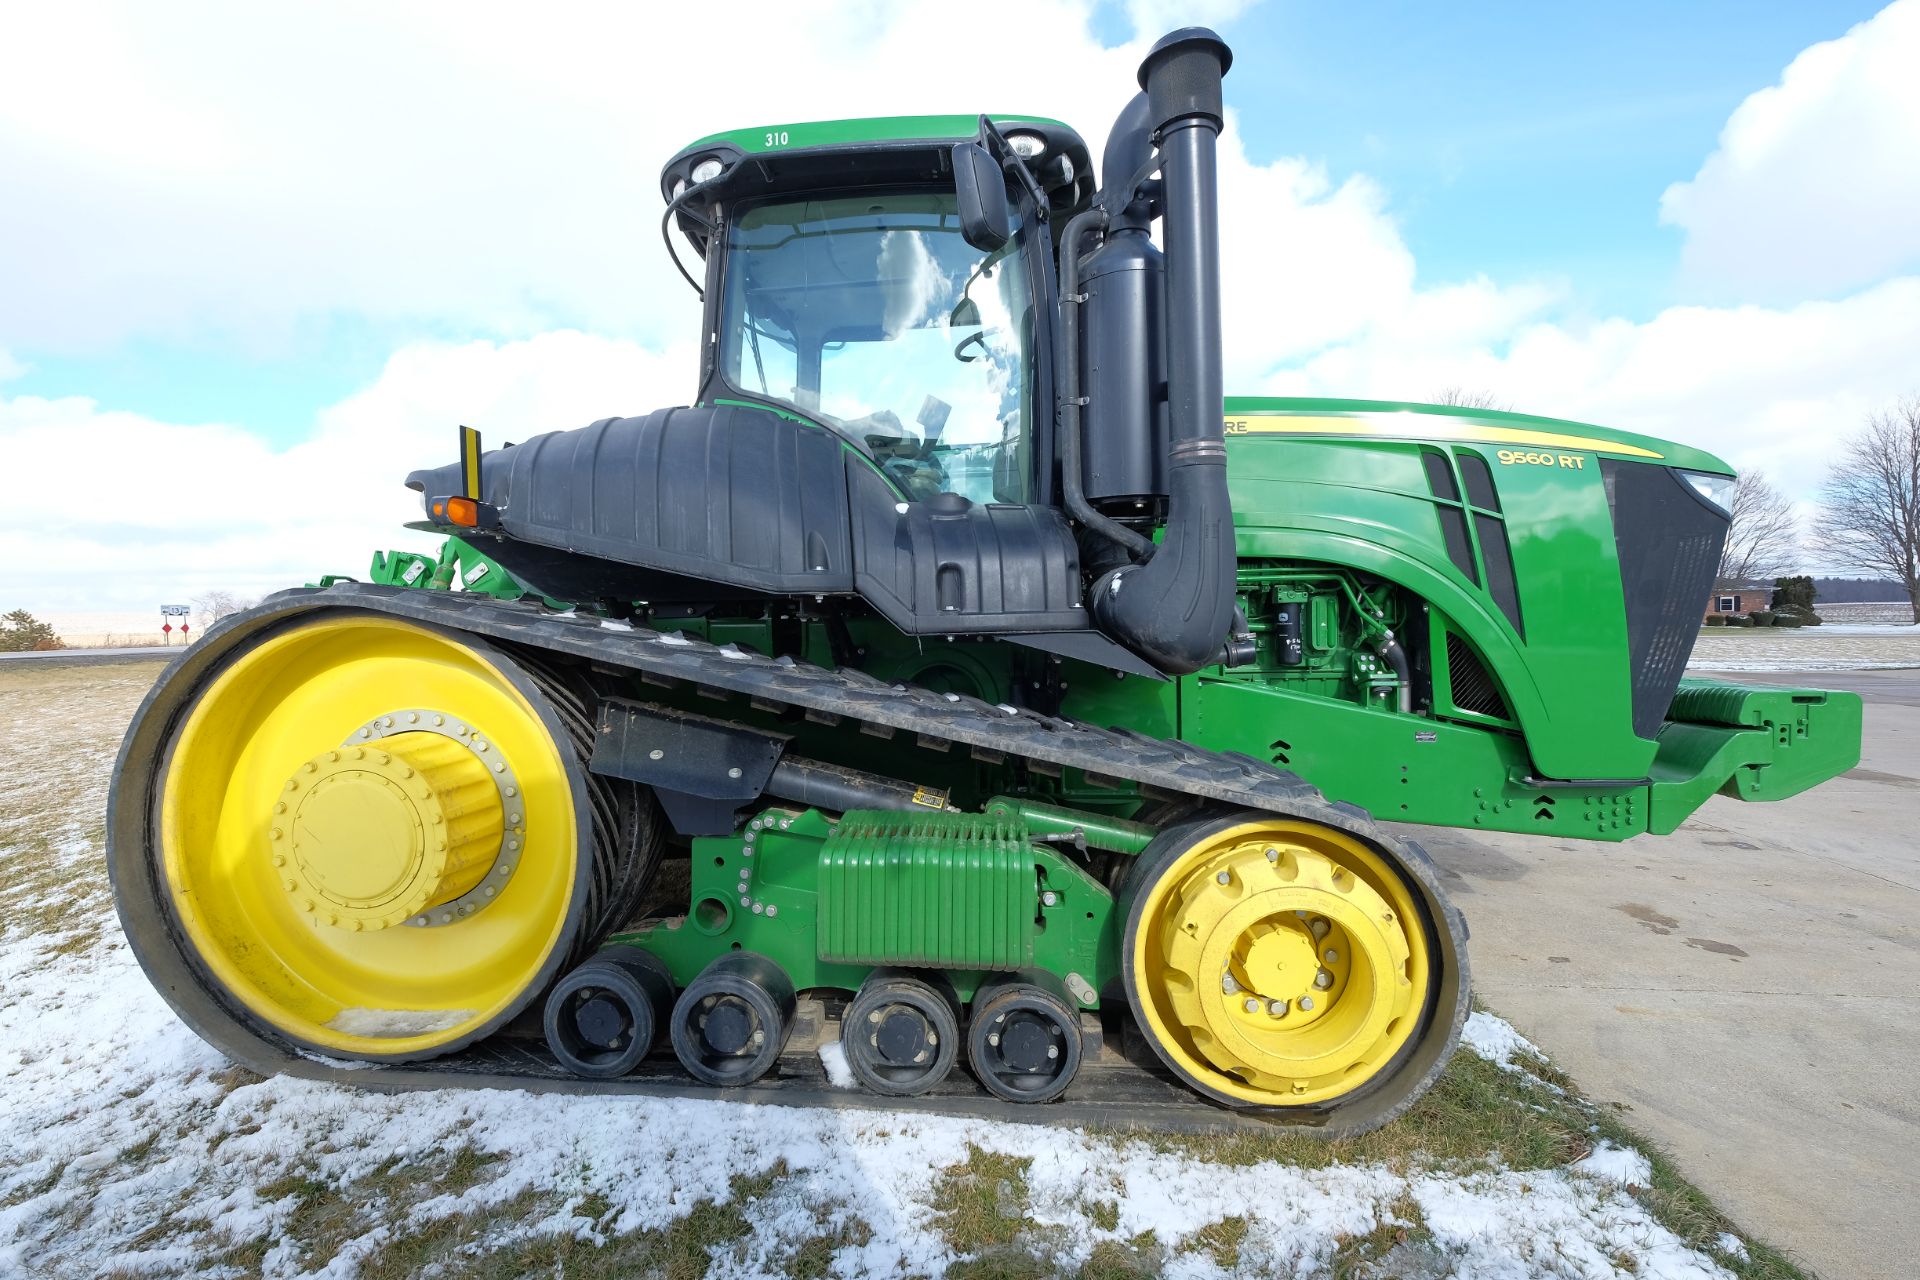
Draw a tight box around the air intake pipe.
[1088,28,1241,675]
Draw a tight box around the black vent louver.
[1446,630,1510,720]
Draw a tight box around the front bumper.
[1647,678,1864,834]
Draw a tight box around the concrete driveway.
[1419,668,1920,1280]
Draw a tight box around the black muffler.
[1087,28,1240,675]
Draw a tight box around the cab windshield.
[719,191,1035,504]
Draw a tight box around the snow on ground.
[1458,1011,1539,1075]
[0,667,1747,1279]
[1689,624,1920,673]
[1818,603,1916,626]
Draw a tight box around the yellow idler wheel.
[154,613,588,1060]
[1123,812,1438,1111]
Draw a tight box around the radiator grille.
[1602,462,1729,739]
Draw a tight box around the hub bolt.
[1299,996,1315,1012]
[1268,999,1289,1017]
[1311,919,1329,940]
[1216,870,1232,885]
[1314,969,1334,990]
[1244,997,1261,1013]
[1221,973,1240,995]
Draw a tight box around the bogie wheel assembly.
[669,951,797,1086]
[840,969,963,1097]
[966,972,1085,1104]
[543,946,676,1078]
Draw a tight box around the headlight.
[670,177,687,201]
[1005,131,1047,158]
[1679,469,1736,515]
[1056,155,1075,185]
[690,157,725,185]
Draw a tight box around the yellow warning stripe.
[1223,414,1664,460]
[459,426,482,499]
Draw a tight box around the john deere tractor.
[111,30,1860,1133]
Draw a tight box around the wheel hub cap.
[270,732,503,930]
[1151,837,1416,1098]
[875,1007,931,1065]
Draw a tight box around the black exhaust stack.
[1087,28,1238,675]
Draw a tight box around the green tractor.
[111,29,1860,1133]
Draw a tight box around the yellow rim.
[1131,819,1430,1106]
[158,615,580,1057]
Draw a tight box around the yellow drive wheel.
[1123,811,1440,1110]
[152,613,595,1060]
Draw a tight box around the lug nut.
[1244,998,1261,1013]
[1299,996,1315,1012]
[1265,847,1279,862]
[1314,969,1334,990]
[1311,918,1329,940]
[1324,949,1338,963]
[1216,871,1232,885]
[1268,999,1289,1017]
[1222,973,1240,995]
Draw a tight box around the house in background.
[1705,581,1773,619]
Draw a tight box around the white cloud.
[0,333,695,612]
[0,0,1440,376]
[1659,0,1920,302]
[1265,276,1920,498]
[0,1,1141,354]
[3,3,1917,609]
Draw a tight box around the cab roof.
[660,114,1094,250]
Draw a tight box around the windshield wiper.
[975,116,1049,224]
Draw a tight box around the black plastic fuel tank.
[1079,227,1168,508]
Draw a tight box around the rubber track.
[119,584,1471,1136]
[512,650,665,967]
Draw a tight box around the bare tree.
[192,590,253,631]
[1717,470,1799,589]
[1815,396,1920,624]
[1434,387,1511,412]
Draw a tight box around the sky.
[1,0,1916,613]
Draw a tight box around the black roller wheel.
[966,971,1083,1104]
[543,946,675,1079]
[841,969,962,1097]
[669,951,796,1086]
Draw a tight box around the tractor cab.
[659,118,1092,506]
[410,31,1244,676]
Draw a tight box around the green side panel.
[1221,421,1652,780]
[817,813,1034,971]
[1179,675,1650,840]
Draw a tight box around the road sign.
[160,605,191,617]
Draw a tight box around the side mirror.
[952,143,1012,252]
